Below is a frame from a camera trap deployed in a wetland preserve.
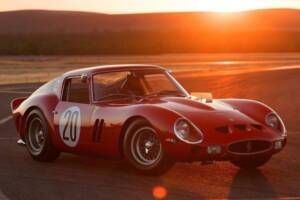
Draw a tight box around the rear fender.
[11,97,27,113]
[10,97,28,134]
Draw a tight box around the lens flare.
[152,186,167,199]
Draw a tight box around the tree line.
[1,30,300,55]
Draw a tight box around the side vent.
[251,124,263,131]
[234,124,247,131]
[216,126,232,134]
[92,119,104,142]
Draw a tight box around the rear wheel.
[25,109,60,162]
[230,155,271,169]
[123,119,174,175]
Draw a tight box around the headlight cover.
[173,118,204,144]
[265,112,286,136]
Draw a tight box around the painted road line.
[0,90,31,94]
[0,189,9,200]
[0,116,13,125]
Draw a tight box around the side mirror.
[190,92,213,103]
[81,74,88,83]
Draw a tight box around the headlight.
[265,112,286,135]
[174,118,203,144]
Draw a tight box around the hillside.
[0,9,300,33]
[0,9,300,54]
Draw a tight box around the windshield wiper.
[147,90,185,97]
[96,93,134,101]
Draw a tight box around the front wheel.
[230,155,271,169]
[25,109,60,162]
[123,119,174,175]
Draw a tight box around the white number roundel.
[59,106,81,147]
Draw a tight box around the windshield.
[92,69,188,101]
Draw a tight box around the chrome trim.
[173,118,204,144]
[265,112,287,136]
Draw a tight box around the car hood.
[152,96,260,130]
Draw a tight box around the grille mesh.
[228,140,272,154]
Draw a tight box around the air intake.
[228,140,272,154]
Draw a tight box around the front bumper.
[165,138,287,162]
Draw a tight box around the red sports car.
[11,64,287,175]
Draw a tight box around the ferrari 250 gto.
[11,64,287,175]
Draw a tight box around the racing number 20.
[62,110,79,142]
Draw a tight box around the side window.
[62,77,90,104]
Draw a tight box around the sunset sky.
[1,0,300,13]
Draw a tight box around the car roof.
[63,64,167,77]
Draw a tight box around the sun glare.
[192,0,272,12]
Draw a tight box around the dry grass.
[1,53,300,84]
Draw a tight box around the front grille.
[228,140,272,154]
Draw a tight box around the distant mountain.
[0,9,300,34]
[1,9,300,54]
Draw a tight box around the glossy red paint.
[11,64,287,163]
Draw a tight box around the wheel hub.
[131,127,162,166]
[28,118,46,154]
[145,140,154,154]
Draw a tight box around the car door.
[53,75,95,153]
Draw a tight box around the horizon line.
[0,7,300,15]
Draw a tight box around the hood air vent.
[251,124,263,131]
[234,124,247,131]
[216,123,264,134]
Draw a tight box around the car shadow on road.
[228,169,277,199]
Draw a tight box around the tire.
[24,109,60,162]
[123,119,174,175]
[230,155,271,169]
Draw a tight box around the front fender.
[220,99,286,133]
[125,104,193,160]
[130,104,181,138]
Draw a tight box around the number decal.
[62,110,71,141]
[59,107,81,147]
[70,111,79,142]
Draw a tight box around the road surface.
[0,83,299,200]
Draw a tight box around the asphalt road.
[0,83,300,200]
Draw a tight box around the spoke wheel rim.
[130,127,162,166]
[28,117,45,155]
